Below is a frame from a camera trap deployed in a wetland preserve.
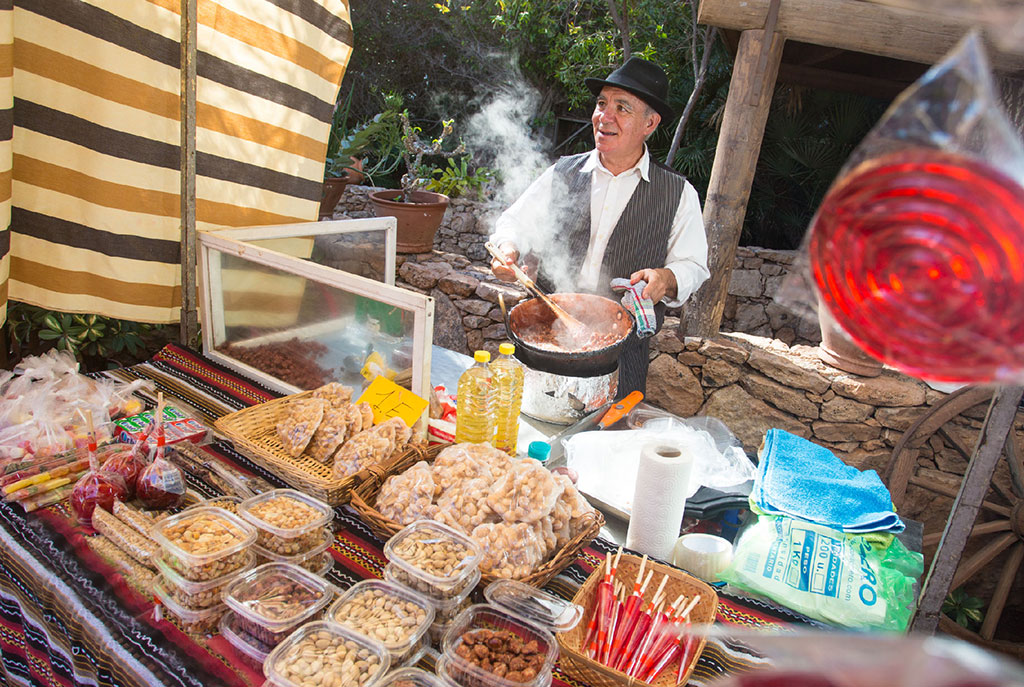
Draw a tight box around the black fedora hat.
[585,57,674,123]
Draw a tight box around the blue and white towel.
[753,429,904,533]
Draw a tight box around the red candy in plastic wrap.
[136,448,186,509]
[100,448,147,500]
[810,149,1024,383]
[71,469,127,529]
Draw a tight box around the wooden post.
[179,0,198,346]
[682,28,784,337]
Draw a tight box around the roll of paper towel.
[625,442,694,560]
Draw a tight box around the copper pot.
[504,293,634,377]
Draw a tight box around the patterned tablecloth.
[0,344,819,687]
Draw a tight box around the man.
[489,57,710,397]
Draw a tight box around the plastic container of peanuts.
[384,520,482,600]
[223,562,336,646]
[252,526,334,573]
[151,506,257,582]
[263,619,390,687]
[327,579,434,665]
[154,550,256,609]
[377,667,445,687]
[384,563,479,625]
[238,489,334,556]
[153,578,227,635]
[438,582,583,687]
[219,609,273,672]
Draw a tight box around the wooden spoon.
[484,242,590,341]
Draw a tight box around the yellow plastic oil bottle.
[454,350,495,444]
[490,343,525,455]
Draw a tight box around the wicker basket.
[348,444,604,588]
[213,391,426,506]
[558,554,718,687]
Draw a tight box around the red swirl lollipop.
[809,148,1024,383]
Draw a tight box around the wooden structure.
[684,0,1024,338]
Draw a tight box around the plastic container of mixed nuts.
[263,620,390,687]
[152,506,257,582]
[437,581,583,687]
[252,526,335,574]
[154,550,255,609]
[384,564,478,626]
[384,520,482,600]
[219,609,273,672]
[239,489,333,556]
[377,667,445,687]
[223,562,335,646]
[153,578,227,634]
[327,579,434,664]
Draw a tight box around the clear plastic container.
[238,489,334,556]
[439,582,583,687]
[263,620,390,687]
[153,578,227,634]
[187,495,242,515]
[151,506,257,581]
[251,526,334,572]
[377,667,445,687]
[154,550,256,609]
[384,520,482,599]
[219,609,272,672]
[327,579,434,664]
[223,562,336,646]
[384,562,478,622]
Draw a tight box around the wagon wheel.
[883,385,1024,659]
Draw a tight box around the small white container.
[672,533,733,583]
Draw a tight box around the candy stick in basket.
[615,573,668,671]
[675,619,700,685]
[598,547,624,661]
[601,578,625,665]
[608,560,652,665]
[627,593,687,678]
[639,595,702,683]
[587,552,615,658]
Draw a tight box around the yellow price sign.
[356,375,428,427]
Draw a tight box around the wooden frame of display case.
[198,217,434,403]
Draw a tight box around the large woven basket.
[349,443,604,588]
[558,554,718,687]
[213,391,426,506]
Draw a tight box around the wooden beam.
[179,0,198,346]
[698,0,1024,74]
[683,28,784,337]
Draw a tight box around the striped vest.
[539,152,686,309]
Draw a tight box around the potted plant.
[320,93,403,219]
[368,113,467,253]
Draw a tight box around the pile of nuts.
[246,494,326,555]
[273,628,384,687]
[330,587,430,647]
[160,512,251,580]
[390,529,475,580]
[216,339,332,390]
[453,629,545,683]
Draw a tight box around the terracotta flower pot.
[368,189,449,253]
[319,158,365,219]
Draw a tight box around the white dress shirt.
[491,148,709,307]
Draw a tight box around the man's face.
[591,86,660,162]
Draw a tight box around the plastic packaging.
[222,562,335,646]
[91,505,158,569]
[377,667,445,687]
[386,563,480,625]
[327,579,434,663]
[434,477,497,533]
[470,522,547,580]
[490,344,524,456]
[262,620,390,687]
[219,610,272,672]
[100,446,148,500]
[384,520,482,599]
[153,579,226,634]
[431,443,509,493]
[780,33,1024,385]
[70,468,127,530]
[136,441,187,509]
[719,516,923,631]
[151,506,256,582]
[251,526,334,573]
[376,461,439,526]
[155,551,255,609]
[485,459,562,524]
[238,488,333,556]
[454,351,495,444]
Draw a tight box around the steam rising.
[463,73,587,295]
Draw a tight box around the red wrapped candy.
[71,469,127,530]
[136,442,185,509]
[100,448,147,500]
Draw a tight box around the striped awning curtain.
[0,0,352,326]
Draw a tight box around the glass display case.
[199,218,434,404]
